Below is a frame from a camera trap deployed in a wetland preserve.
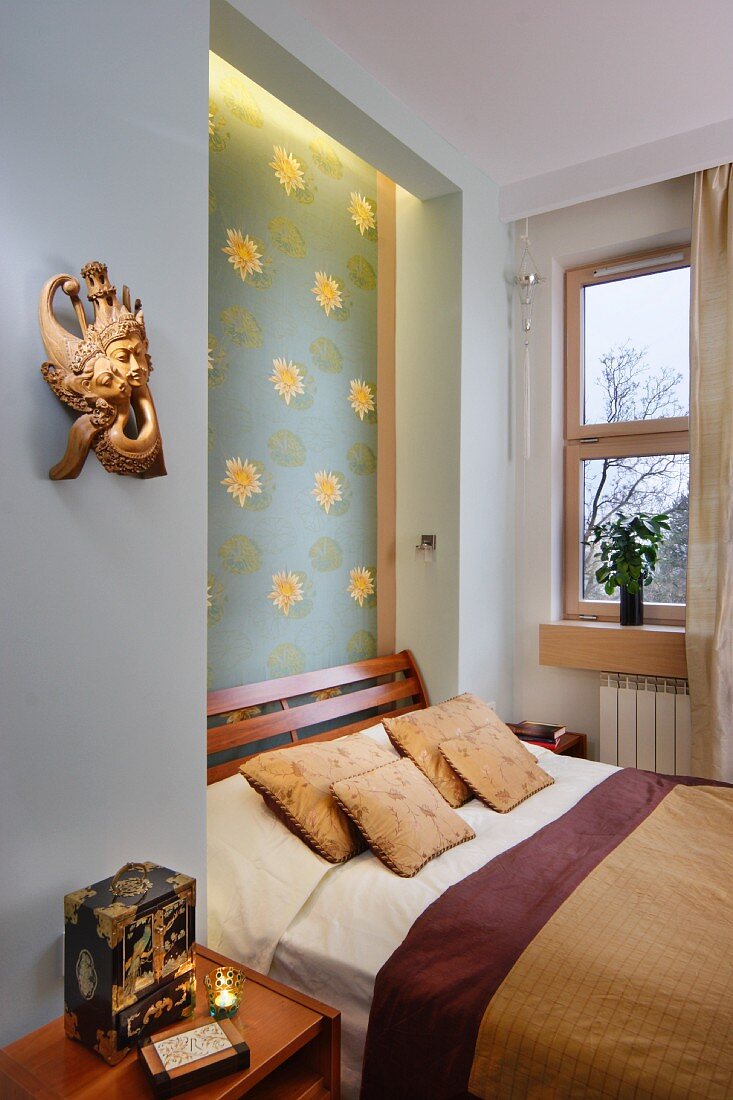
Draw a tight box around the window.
[564,247,690,625]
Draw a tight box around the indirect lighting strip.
[593,252,686,278]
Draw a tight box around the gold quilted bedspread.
[469,784,733,1099]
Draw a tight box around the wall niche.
[208,54,393,690]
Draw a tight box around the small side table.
[549,732,587,758]
[0,944,340,1099]
[517,732,588,759]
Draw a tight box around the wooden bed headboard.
[207,649,429,784]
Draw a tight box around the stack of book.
[509,721,565,745]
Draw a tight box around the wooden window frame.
[564,246,690,626]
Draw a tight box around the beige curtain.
[687,165,733,781]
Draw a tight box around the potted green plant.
[588,512,670,625]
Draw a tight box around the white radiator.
[599,673,691,774]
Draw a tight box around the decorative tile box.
[64,862,196,1064]
[138,1019,250,1098]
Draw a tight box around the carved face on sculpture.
[105,334,150,389]
[66,355,131,410]
[88,356,131,405]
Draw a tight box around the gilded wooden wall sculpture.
[39,261,166,479]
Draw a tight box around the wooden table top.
[1,945,336,1099]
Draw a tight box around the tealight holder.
[204,966,246,1020]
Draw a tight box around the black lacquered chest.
[64,861,196,1064]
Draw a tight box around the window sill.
[539,621,687,679]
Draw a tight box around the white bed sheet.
[207,769,332,973]
[266,749,619,1098]
[206,723,400,972]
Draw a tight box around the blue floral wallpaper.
[208,54,379,691]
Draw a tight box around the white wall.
[0,0,209,1044]
[458,184,516,713]
[514,177,694,758]
[395,179,514,711]
[395,190,462,701]
[395,178,515,712]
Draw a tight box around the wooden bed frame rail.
[207,649,429,784]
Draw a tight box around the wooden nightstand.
[549,732,587,758]
[514,731,588,759]
[0,944,340,1099]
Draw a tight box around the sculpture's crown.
[67,261,145,373]
[80,261,116,306]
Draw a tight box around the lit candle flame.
[215,989,237,1009]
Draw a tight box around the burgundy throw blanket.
[359,770,720,1100]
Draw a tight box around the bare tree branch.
[596,342,683,425]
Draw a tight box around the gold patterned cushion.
[383,694,502,806]
[331,758,475,878]
[240,736,395,863]
[438,724,554,812]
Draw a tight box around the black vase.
[620,585,643,626]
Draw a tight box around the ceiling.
[286,0,733,217]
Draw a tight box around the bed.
[206,651,733,1100]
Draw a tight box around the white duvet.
[207,731,618,1098]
